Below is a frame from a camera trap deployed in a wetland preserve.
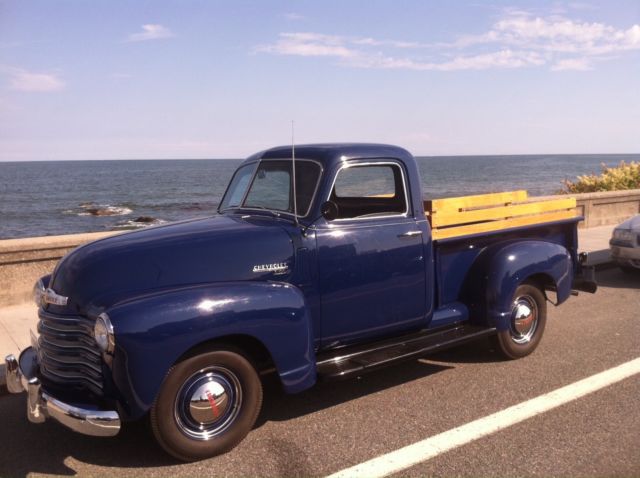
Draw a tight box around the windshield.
[219,159,322,217]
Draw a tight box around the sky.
[1,0,639,161]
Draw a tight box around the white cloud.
[257,33,546,71]
[551,57,592,71]
[351,37,424,49]
[455,13,640,56]
[255,33,355,57]
[436,50,546,71]
[351,49,545,71]
[1,66,65,92]
[283,12,305,21]
[256,9,640,72]
[127,24,174,42]
[255,32,433,58]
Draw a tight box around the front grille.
[37,310,104,396]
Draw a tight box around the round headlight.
[32,279,45,307]
[94,313,115,354]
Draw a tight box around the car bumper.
[4,346,121,437]
[610,245,640,261]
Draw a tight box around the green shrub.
[562,161,640,193]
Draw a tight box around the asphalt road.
[0,268,638,478]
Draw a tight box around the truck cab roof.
[242,143,414,169]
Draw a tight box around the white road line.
[326,357,640,478]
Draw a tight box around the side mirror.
[321,201,339,221]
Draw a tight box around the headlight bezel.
[94,313,115,354]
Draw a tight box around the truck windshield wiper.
[241,206,304,226]
[242,206,283,218]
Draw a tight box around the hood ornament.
[44,288,69,306]
[252,262,289,275]
[34,281,68,307]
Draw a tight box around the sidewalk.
[0,224,616,390]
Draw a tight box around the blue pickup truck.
[6,144,596,461]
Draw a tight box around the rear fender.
[463,241,572,330]
[106,281,315,420]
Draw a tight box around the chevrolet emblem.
[252,263,289,274]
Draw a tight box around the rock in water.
[133,216,156,223]
[86,208,114,216]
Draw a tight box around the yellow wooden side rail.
[425,190,578,240]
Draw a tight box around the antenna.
[291,120,299,227]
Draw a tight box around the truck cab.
[5,143,596,461]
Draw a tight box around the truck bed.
[424,190,581,315]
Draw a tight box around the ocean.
[0,154,637,239]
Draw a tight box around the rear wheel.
[493,283,547,359]
[150,349,263,461]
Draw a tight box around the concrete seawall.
[1,189,639,307]
[535,189,640,229]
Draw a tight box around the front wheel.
[150,349,263,461]
[492,283,547,359]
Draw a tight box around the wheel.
[150,349,263,461]
[492,283,547,359]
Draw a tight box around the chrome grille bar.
[37,310,104,395]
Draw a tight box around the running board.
[316,324,496,380]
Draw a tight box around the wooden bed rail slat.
[426,190,528,212]
[431,198,576,228]
[431,210,578,240]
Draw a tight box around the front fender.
[106,281,315,420]
[465,241,573,330]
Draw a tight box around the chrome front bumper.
[4,346,121,437]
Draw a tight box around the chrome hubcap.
[510,295,538,344]
[175,366,242,440]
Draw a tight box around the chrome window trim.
[325,160,410,223]
[220,158,323,219]
[317,220,419,232]
[218,162,258,213]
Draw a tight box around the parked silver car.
[610,215,640,273]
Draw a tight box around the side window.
[330,163,407,219]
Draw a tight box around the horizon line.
[1,152,639,163]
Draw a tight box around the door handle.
[398,230,422,238]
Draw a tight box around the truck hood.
[48,214,295,314]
